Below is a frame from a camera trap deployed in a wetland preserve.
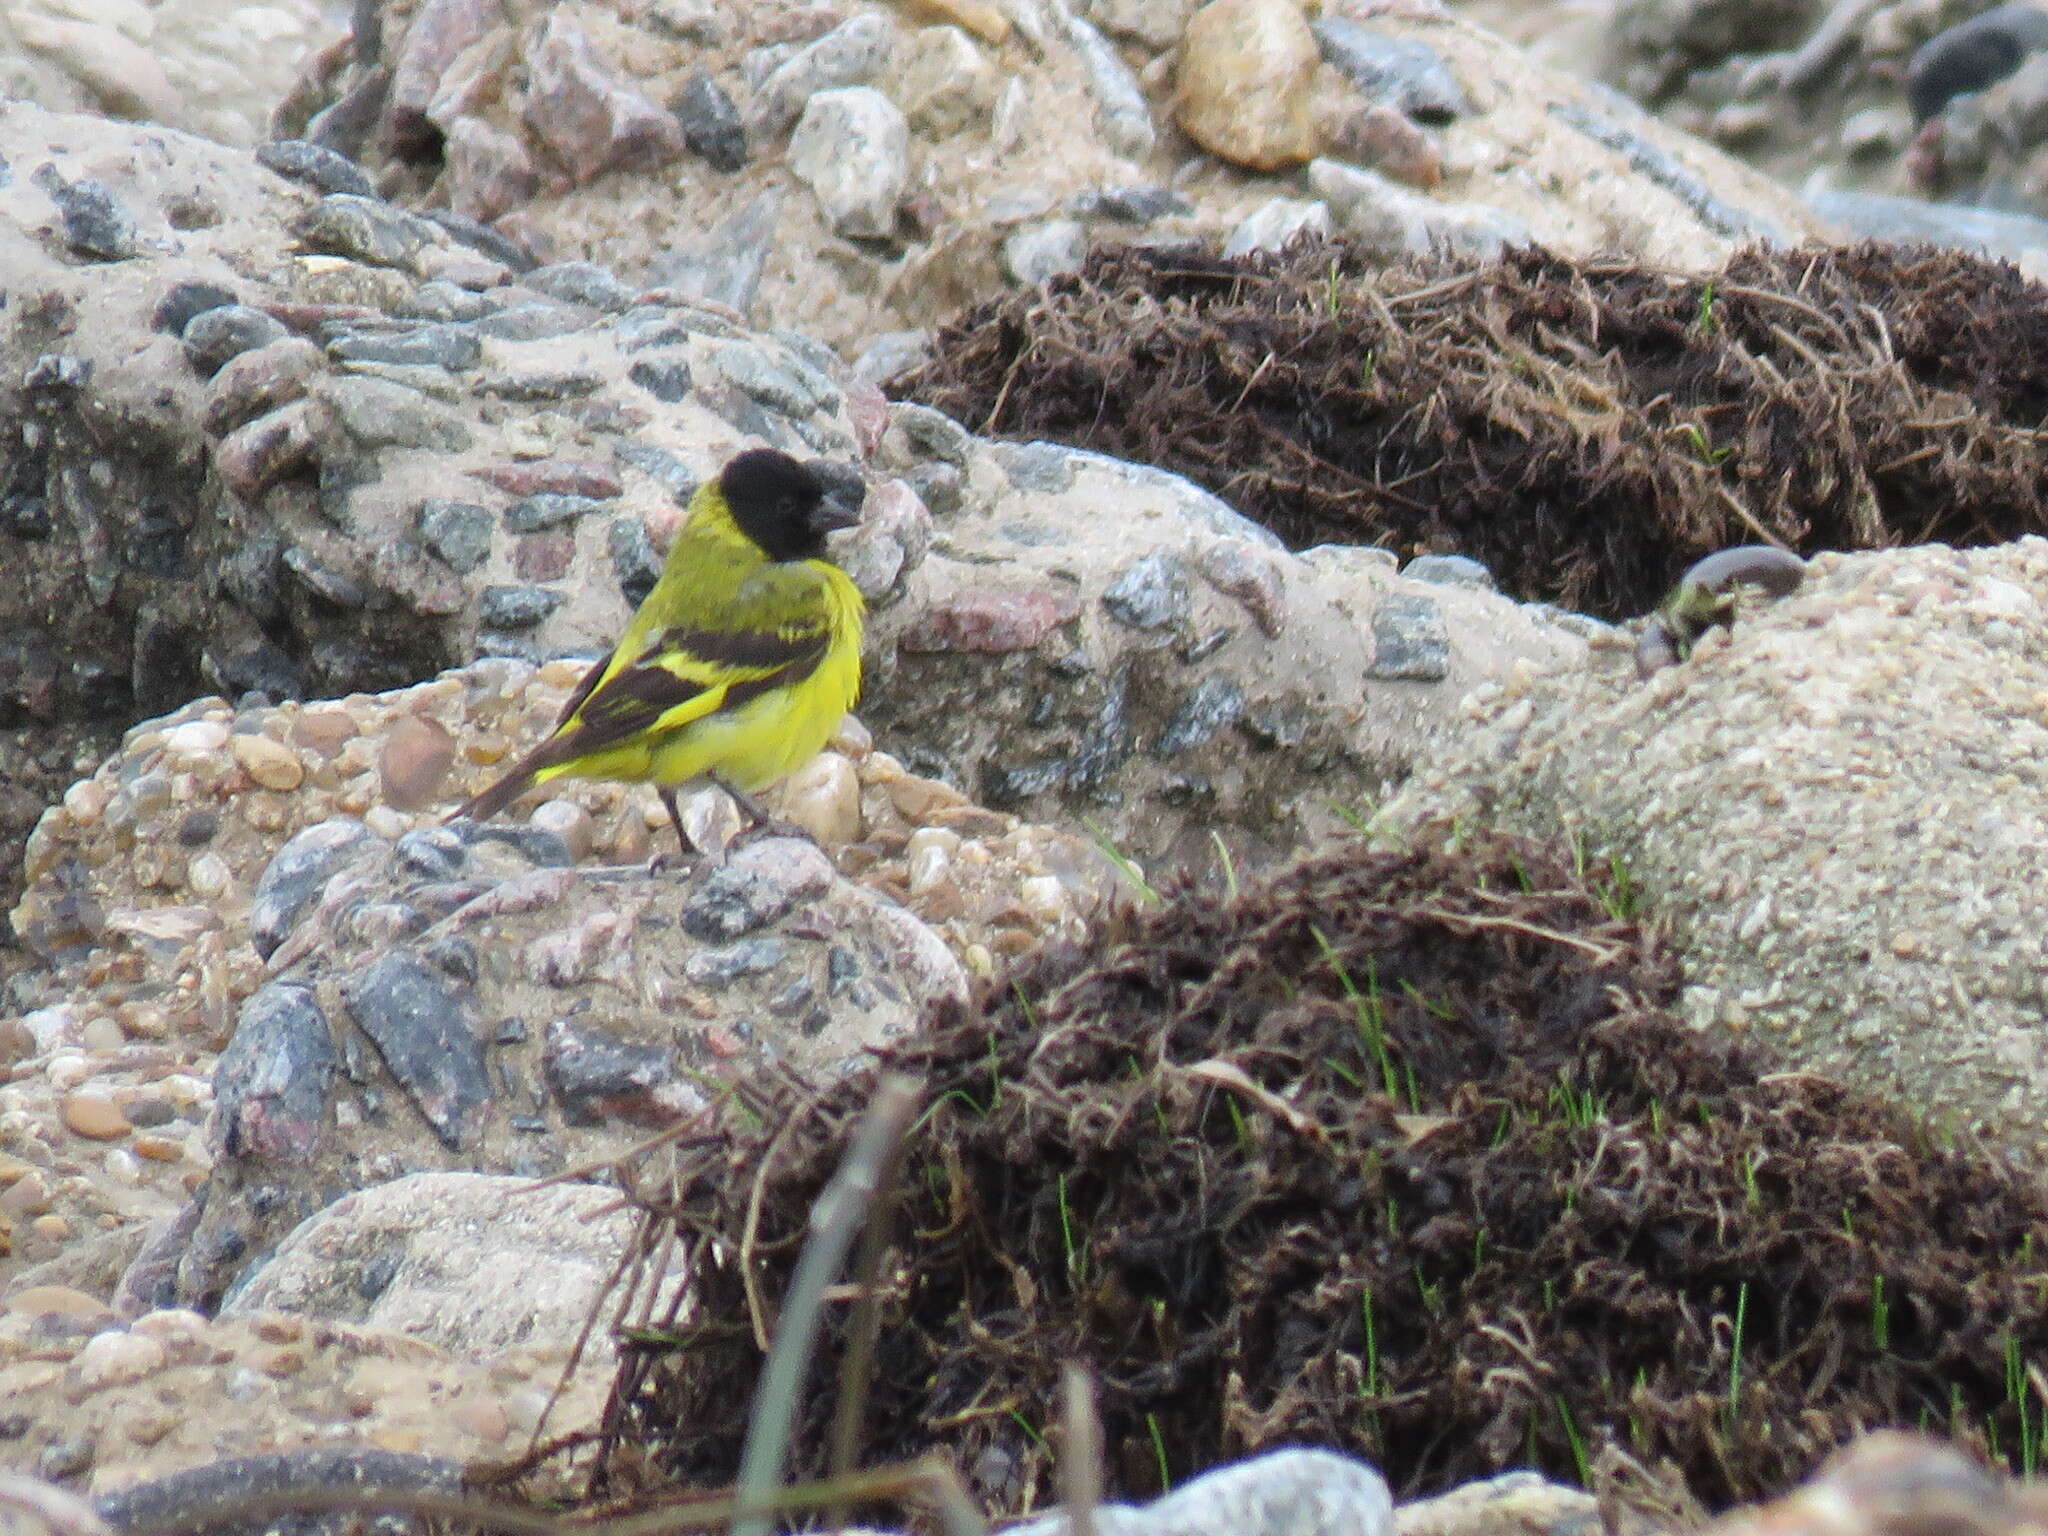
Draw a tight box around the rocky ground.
[2,0,2048,1532]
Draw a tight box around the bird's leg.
[713,775,816,847]
[649,784,696,873]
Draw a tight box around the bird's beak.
[809,493,864,536]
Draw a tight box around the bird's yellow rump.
[452,448,866,849]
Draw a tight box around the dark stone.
[681,859,810,940]
[1155,675,1245,755]
[675,72,748,171]
[175,809,220,847]
[613,440,699,498]
[613,306,698,350]
[607,516,663,604]
[628,356,693,402]
[213,982,337,1160]
[522,260,637,312]
[478,584,565,629]
[1402,553,1494,589]
[1070,184,1191,222]
[416,499,495,572]
[293,193,436,268]
[182,305,290,376]
[1102,551,1192,629]
[204,639,303,703]
[356,1250,400,1303]
[283,546,368,608]
[221,536,286,624]
[341,947,492,1150]
[684,936,788,984]
[326,322,481,369]
[1368,592,1451,681]
[503,493,603,534]
[394,827,468,881]
[418,208,535,271]
[22,353,90,394]
[256,139,378,197]
[989,440,1077,493]
[904,460,962,515]
[39,170,143,260]
[306,63,391,159]
[982,757,1068,805]
[543,1019,676,1126]
[1068,665,1132,792]
[1311,18,1468,123]
[249,818,376,958]
[152,280,239,334]
[477,368,607,400]
[474,304,590,341]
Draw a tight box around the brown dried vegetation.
[588,831,2048,1518]
[901,242,2048,616]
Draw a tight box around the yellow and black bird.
[453,448,866,852]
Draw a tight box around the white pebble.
[362,804,412,840]
[103,1149,141,1186]
[163,720,230,754]
[188,853,234,900]
[530,799,594,860]
[47,1052,94,1092]
[906,827,960,896]
[1020,875,1069,923]
[71,1330,167,1391]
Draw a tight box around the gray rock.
[294,193,439,268]
[1005,1447,1394,1536]
[341,947,492,1150]
[749,12,897,139]
[1063,12,1156,160]
[544,1019,696,1125]
[1308,158,1534,259]
[628,356,693,402]
[478,584,566,629]
[853,328,930,385]
[1071,183,1191,223]
[675,71,747,171]
[608,515,664,602]
[40,171,144,260]
[892,402,974,467]
[401,280,490,323]
[316,374,473,452]
[680,837,836,940]
[1807,187,2048,267]
[1156,674,1245,754]
[1059,448,1287,549]
[415,499,494,572]
[249,817,377,959]
[650,189,780,315]
[1003,218,1089,286]
[1368,591,1450,680]
[1103,550,1193,629]
[152,280,240,334]
[327,322,481,370]
[256,139,378,197]
[1224,196,1335,258]
[1403,553,1494,590]
[989,439,1078,493]
[283,546,369,608]
[523,259,637,312]
[717,341,827,415]
[1551,91,1787,244]
[221,1173,687,1365]
[183,305,291,375]
[474,304,592,341]
[613,440,700,498]
[1311,19,1468,123]
[213,982,336,1161]
[788,86,910,240]
[504,492,605,533]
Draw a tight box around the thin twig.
[1407,908,1626,961]
[732,1074,925,1536]
[1061,1366,1104,1536]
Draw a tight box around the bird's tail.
[446,739,562,826]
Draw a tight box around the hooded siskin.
[452,448,865,842]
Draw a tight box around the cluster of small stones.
[0,1286,603,1497]
[284,0,1817,357]
[0,660,1106,1284]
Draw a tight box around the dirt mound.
[899,241,2048,618]
[583,831,2048,1519]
